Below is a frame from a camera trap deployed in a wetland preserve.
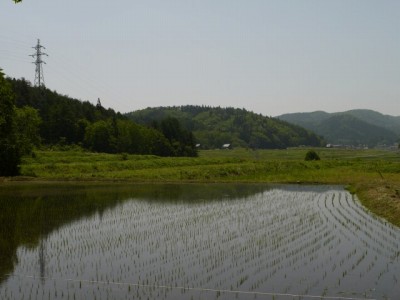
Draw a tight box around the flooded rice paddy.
[0,183,399,299]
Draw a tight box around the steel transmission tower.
[30,39,48,87]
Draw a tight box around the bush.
[305,150,320,161]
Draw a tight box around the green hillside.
[278,109,400,147]
[5,76,197,158]
[126,106,325,149]
[344,109,400,133]
[276,111,331,128]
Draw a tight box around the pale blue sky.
[1,1,399,116]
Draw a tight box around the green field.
[6,147,400,227]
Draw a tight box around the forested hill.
[5,77,197,157]
[125,106,325,149]
[277,109,400,147]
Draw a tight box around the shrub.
[305,150,320,161]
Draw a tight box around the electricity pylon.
[30,39,48,87]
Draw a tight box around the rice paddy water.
[0,184,399,299]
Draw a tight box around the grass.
[7,147,400,227]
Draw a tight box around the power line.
[30,39,48,87]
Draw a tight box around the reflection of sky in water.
[1,185,399,300]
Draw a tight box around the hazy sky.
[1,1,399,116]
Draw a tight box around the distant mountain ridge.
[277,109,400,146]
[125,105,325,149]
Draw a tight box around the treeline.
[8,77,197,156]
[1,74,197,175]
[126,105,325,149]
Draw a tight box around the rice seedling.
[0,184,399,299]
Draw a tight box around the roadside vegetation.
[10,147,400,227]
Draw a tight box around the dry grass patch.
[354,178,400,227]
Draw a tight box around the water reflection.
[0,183,267,284]
[0,183,399,299]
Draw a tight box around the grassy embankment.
[8,147,400,226]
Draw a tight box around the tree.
[0,69,20,176]
[157,117,197,156]
[43,101,80,144]
[143,129,174,156]
[115,119,142,154]
[84,120,116,153]
[15,106,42,155]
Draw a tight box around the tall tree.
[0,69,20,176]
[15,106,42,155]
[157,117,197,156]
[84,120,116,153]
